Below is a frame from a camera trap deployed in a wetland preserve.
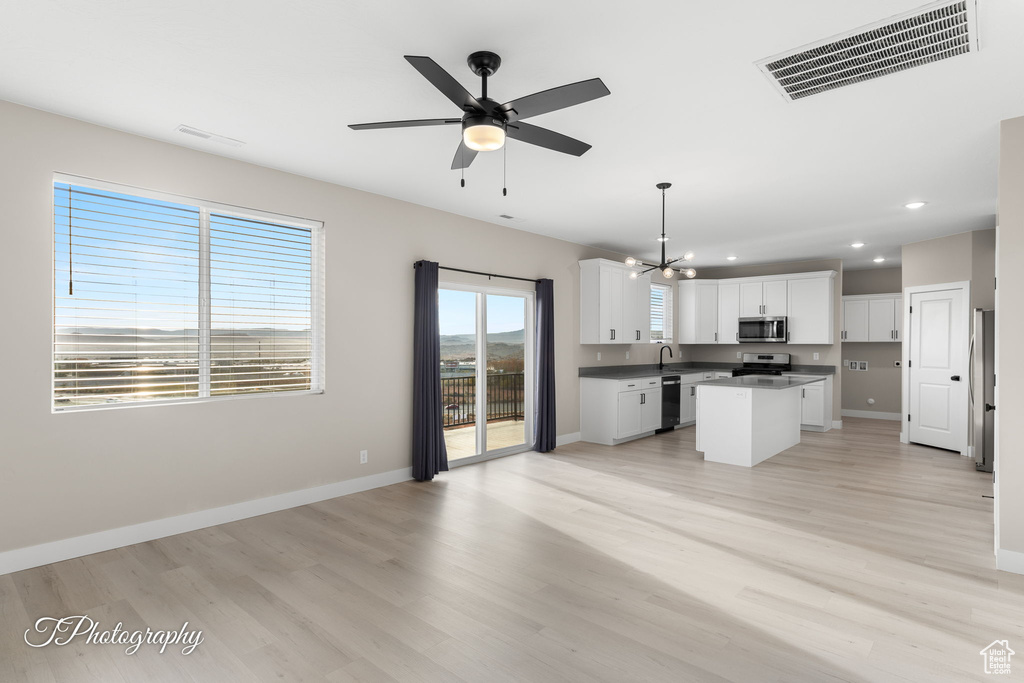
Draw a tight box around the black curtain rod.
[414,262,539,283]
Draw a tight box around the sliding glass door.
[438,285,534,462]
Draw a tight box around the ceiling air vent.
[756,0,978,101]
[175,124,245,147]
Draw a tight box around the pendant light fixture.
[624,183,696,280]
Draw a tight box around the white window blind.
[53,176,323,411]
[650,283,673,342]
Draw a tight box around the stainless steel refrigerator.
[971,308,995,472]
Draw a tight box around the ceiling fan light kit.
[348,50,610,188]
[625,182,698,280]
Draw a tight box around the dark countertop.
[578,362,835,380]
[695,375,823,391]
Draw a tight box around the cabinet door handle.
[736,332,739,342]
[714,332,718,342]
[610,329,615,340]
[641,393,645,405]
[690,386,695,396]
[802,388,806,398]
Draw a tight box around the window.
[650,283,673,342]
[53,176,323,410]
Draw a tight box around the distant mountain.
[439,328,525,361]
[440,328,524,346]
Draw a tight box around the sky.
[438,289,526,336]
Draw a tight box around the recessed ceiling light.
[904,201,927,209]
[850,242,865,248]
[726,256,737,261]
[873,257,886,263]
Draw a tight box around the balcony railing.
[442,372,524,428]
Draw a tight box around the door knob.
[986,403,996,412]
[950,375,961,381]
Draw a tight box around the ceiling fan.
[348,51,610,171]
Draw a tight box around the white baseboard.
[841,409,901,421]
[997,548,1024,575]
[0,467,413,577]
[556,432,581,447]
[832,420,843,429]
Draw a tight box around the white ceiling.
[3,0,1023,270]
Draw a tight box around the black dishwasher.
[657,376,681,433]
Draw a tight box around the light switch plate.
[843,359,850,367]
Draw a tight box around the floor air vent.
[756,0,978,101]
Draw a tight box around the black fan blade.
[405,56,485,113]
[451,140,478,170]
[506,122,592,156]
[348,118,461,130]
[499,78,610,122]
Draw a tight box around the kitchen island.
[695,375,823,467]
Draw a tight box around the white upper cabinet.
[764,280,788,317]
[868,298,896,342]
[717,282,740,344]
[739,280,788,317]
[841,293,902,342]
[894,296,903,342]
[842,299,870,341]
[787,276,834,344]
[739,281,764,317]
[580,259,652,344]
[677,280,719,344]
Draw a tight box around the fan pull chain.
[68,185,74,296]
[502,144,507,196]
[460,146,465,188]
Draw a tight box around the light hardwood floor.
[3,418,1022,682]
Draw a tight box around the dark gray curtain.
[534,278,557,452]
[412,260,448,481]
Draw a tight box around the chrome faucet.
[659,345,673,371]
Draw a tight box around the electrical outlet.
[736,351,742,359]
[813,352,820,361]
[625,351,630,360]
[597,352,601,361]
[359,450,368,464]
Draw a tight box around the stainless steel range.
[732,352,792,377]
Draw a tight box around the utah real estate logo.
[980,640,1015,675]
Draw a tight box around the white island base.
[696,381,803,467]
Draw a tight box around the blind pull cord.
[68,186,74,296]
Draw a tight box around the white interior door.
[908,287,967,452]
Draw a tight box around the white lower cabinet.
[582,372,833,445]
[681,383,697,424]
[800,382,826,428]
[581,377,663,445]
[784,374,832,431]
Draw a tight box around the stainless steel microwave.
[737,317,788,343]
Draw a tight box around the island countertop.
[695,375,824,391]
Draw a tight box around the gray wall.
[840,267,902,416]
[902,228,996,309]
[997,116,1023,565]
[0,100,671,554]
[686,259,843,423]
